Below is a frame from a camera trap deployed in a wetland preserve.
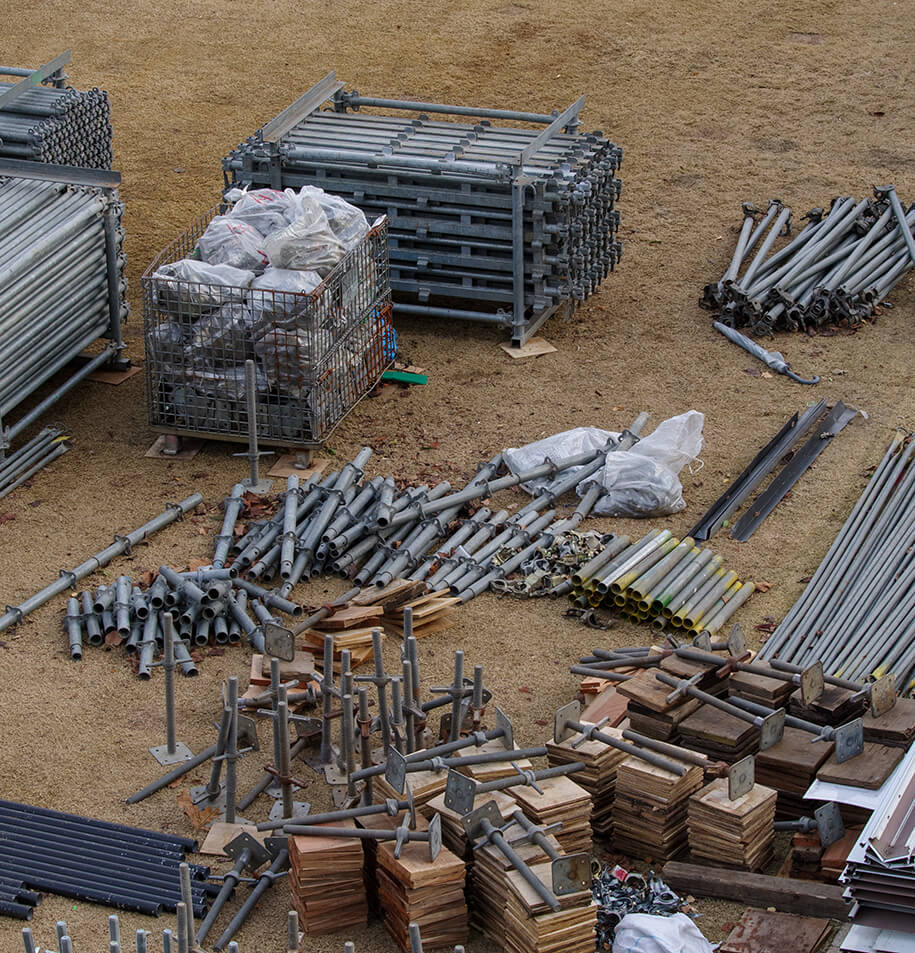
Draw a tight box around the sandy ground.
[1,1,914,949]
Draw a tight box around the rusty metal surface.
[720,909,832,953]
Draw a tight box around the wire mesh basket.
[142,204,393,446]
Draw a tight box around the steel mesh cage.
[142,204,392,446]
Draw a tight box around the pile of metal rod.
[0,426,69,500]
[222,413,647,604]
[224,71,623,346]
[0,53,113,169]
[701,188,915,335]
[0,799,213,917]
[567,530,754,637]
[65,569,303,674]
[760,431,915,692]
[0,159,128,451]
[23,918,249,953]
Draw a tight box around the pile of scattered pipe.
[567,530,754,636]
[760,431,915,692]
[0,162,128,458]
[224,72,623,345]
[65,569,302,675]
[0,71,113,169]
[223,413,648,604]
[701,188,915,335]
[0,427,69,501]
[0,800,213,917]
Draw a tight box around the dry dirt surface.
[1,2,913,950]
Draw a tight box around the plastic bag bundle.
[224,187,300,234]
[185,362,269,402]
[254,324,334,398]
[187,302,256,363]
[503,411,705,518]
[612,913,714,953]
[197,216,268,273]
[299,186,369,250]
[146,322,186,374]
[152,259,254,314]
[248,267,323,329]
[262,190,346,274]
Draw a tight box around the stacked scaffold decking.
[0,53,113,169]
[223,71,623,346]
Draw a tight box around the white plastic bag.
[298,185,369,250]
[187,302,256,362]
[612,913,714,953]
[262,190,346,274]
[254,324,334,398]
[224,187,299,235]
[503,412,704,518]
[197,216,268,273]
[152,259,254,313]
[185,362,269,402]
[248,267,323,329]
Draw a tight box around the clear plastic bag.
[146,322,186,374]
[612,913,713,953]
[224,187,299,235]
[262,190,346,274]
[503,412,705,518]
[197,216,268,273]
[187,302,256,363]
[253,324,334,398]
[152,259,254,314]
[185,362,269,402]
[248,267,323,330]
[298,186,369,250]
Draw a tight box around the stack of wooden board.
[819,826,862,882]
[755,727,834,820]
[687,778,777,871]
[245,651,315,690]
[376,833,468,951]
[461,741,534,782]
[357,811,402,915]
[659,655,729,695]
[618,669,700,742]
[862,699,915,748]
[511,775,593,855]
[728,670,794,708]
[816,742,904,790]
[788,685,865,725]
[546,729,628,838]
[504,863,596,953]
[351,579,459,639]
[374,769,448,807]
[302,605,384,670]
[678,705,759,764]
[421,790,519,861]
[288,821,367,935]
[612,756,704,862]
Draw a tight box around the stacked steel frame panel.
[223,71,623,346]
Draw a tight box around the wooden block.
[200,822,265,856]
[352,578,427,609]
[267,454,331,479]
[618,668,701,714]
[252,651,315,680]
[144,434,204,459]
[816,741,904,789]
[500,337,558,359]
[862,697,915,746]
[312,605,384,630]
[87,363,143,385]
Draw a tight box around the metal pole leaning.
[233,359,273,494]
[196,832,269,945]
[0,494,202,634]
[179,864,195,953]
[214,484,245,569]
[148,613,193,766]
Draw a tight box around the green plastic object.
[382,370,428,385]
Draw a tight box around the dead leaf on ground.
[0,513,15,523]
[177,789,219,834]
[743,367,761,378]
[187,558,209,571]
[104,631,124,648]
[140,569,157,588]
[755,581,773,592]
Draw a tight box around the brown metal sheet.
[720,909,832,953]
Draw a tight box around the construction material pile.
[223,72,623,345]
[0,167,127,435]
[760,432,915,692]
[701,189,915,335]
[0,66,113,169]
[143,192,393,447]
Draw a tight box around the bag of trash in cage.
[152,258,254,315]
[262,189,346,275]
[224,187,300,235]
[297,186,369,251]
[185,362,270,402]
[253,323,334,399]
[197,216,268,273]
[146,322,186,376]
[248,267,323,329]
[186,302,256,364]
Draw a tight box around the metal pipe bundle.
[0,162,128,444]
[760,432,915,692]
[0,799,209,917]
[0,426,70,500]
[701,189,915,335]
[223,72,623,346]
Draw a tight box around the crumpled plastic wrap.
[503,412,705,518]
[187,302,256,363]
[298,185,369,250]
[248,267,323,329]
[261,189,346,275]
[146,322,186,375]
[612,913,714,953]
[152,259,254,314]
[197,216,268,273]
[224,187,299,234]
[185,362,270,402]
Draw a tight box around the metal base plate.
[727,623,746,656]
[814,801,845,848]
[759,709,786,750]
[264,623,295,661]
[800,661,825,707]
[461,799,504,841]
[552,853,591,895]
[385,749,408,794]
[242,477,274,494]
[268,800,310,822]
[870,674,897,718]
[216,811,251,825]
[728,755,755,800]
[323,763,350,786]
[553,700,582,745]
[835,718,865,763]
[149,741,194,766]
[189,785,226,812]
[444,768,477,816]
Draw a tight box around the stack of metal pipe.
[760,431,915,693]
[0,164,128,447]
[701,188,915,335]
[0,799,213,917]
[65,569,303,674]
[567,530,754,637]
[0,427,70,500]
[0,79,112,168]
[223,72,623,346]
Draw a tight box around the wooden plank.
[660,862,850,919]
[313,605,384,629]
[816,742,904,789]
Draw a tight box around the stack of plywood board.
[687,778,777,870]
[612,756,704,861]
[755,727,834,820]
[678,705,759,764]
[511,776,593,855]
[288,820,367,935]
[504,864,596,953]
